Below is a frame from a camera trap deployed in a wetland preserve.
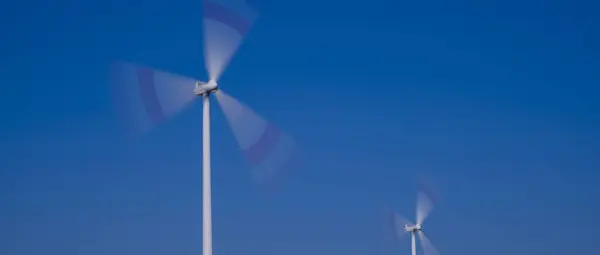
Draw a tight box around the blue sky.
[1,0,599,254]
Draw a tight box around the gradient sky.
[1,0,599,254]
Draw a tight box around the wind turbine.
[109,2,296,255]
[389,185,439,255]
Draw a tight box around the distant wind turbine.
[389,184,440,255]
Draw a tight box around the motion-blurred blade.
[387,208,412,240]
[214,90,297,184]
[418,231,439,255]
[110,62,197,136]
[203,0,258,81]
[416,179,438,225]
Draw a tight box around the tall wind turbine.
[110,2,296,255]
[389,185,439,255]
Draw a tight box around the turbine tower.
[194,78,218,255]
[110,2,296,255]
[389,185,440,255]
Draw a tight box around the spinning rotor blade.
[203,0,258,81]
[388,209,412,239]
[418,231,439,255]
[416,180,438,225]
[110,62,198,136]
[214,90,297,184]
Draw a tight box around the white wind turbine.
[389,186,439,255]
[109,2,296,255]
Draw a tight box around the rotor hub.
[405,224,422,233]
[194,79,219,96]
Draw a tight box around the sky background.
[1,0,599,254]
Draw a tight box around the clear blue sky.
[1,0,599,254]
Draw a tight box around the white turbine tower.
[389,186,439,255]
[110,2,296,255]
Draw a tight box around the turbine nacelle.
[194,79,218,96]
[405,224,422,232]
